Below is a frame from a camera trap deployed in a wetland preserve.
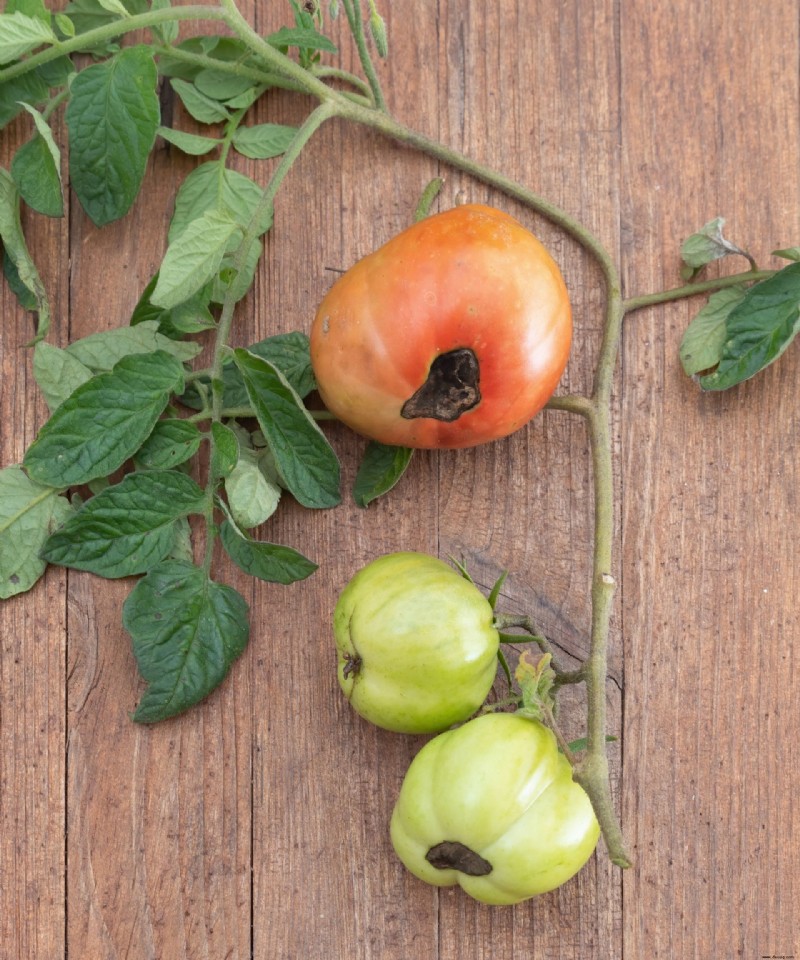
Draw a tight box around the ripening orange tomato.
[309,204,572,449]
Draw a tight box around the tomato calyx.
[426,840,493,877]
[400,347,481,423]
[342,651,362,679]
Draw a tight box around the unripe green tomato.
[390,713,600,905]
[333,552,499,734]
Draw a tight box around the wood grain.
[0,0,798,957]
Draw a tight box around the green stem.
[311,65,375,103]
[340,0,387,111]
[623,268,774,314]
[0,5,229,83]
[493,613,581,684]
[155,44,304,93]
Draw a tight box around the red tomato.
[310,204,572,449]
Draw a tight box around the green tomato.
[333,551,499,734]
[390,712,600,905]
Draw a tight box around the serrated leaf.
[130,274,215,339]
[5,0,50,21]
[224,453,281,529]
[210,421,238,480]
[679,286,748,376]
[232,123,297,160]
[10,103,63,217]
[0,12,57,63]
[699,262,800,391]
[152,210,240,310]
[0,167,50,339]
[680,217,748,271]
[64,319,201,371]
[233,348,340,509]
[157,125,221,156]
[219,519,316,584]
[134,419,202,469]
[41,469,205,578]
[180,332,315,410]
[0,465,72,598]
[24,350,186,486]
[170,77,230,124]
[266,25,337,53]
[169,161,265,242]
[353,441,413,507]
[65,46,160,226]
[123,560,249,723]
[96,0,129,16]
[33,341,94,412]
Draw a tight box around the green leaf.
[152,210,240,309]
[680,217,749,273]
[10,103,63,217]
[134,419,202,470]
[679,286,748,377]
[224,451,281,529]
[130,274,215,338]
[232,123,298,160]
[5,0,50,21]
[211,235,262,305]
[699,263,800,391]
[65,46,160,226]
[0,12,57,63]
[32,341,93,412]
[487,570,508,611]
[353,441,413,507]
[233,348,341,509]
[193,67,255,101]
[54,11,76,35]
[267,25,337,54]
[0,70,48,128]
[210,422,239,480]
[41,469,205,578]
[0,167,50,339]
[64,319,201,371]
[149,0,177,43]
[157,125,221,156]
[169,161,266,242]
[23,350,186,487]
[157,35,250,80]
[772,247,800,262]
[170,77,230,124]
[368,0,388,58]
[3,249,36,309]
[0,465,72,598]
[96,0,129,16]
[180,332,315,410]
[123,559,249,723]
[219,519,316,584]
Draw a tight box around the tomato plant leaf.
[168,161,267,242]
[219,518,317,584]
[122,559,249,723]
[193,67,256,101]
[40,469,206,578]
[232,123,298,160]
[223,451,281,529]
[679,286,748,377]
[170,77,231,124]
[181,332,316,410]
[64,319,201,371]
[772,247,800,262]
[130,274,216,338]
[267,25,337,54]
[0,465,72,598]
[65,46,160,226]
[680,217,751,276]
[23,350,186,486]
[0,168,50,339]
[32,341,93,412]
[210,422,239,480]
[152,209,240,309]
[157,126,221,156]
[10,104,63,217]
[0,12,57,63]
[233,348,341,509]
[134,419,202,470]
[353,441,414,507]
[699,262,800,390]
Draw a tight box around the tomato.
[333,552,499,734]
[390,713,600,905]
[310,204,572,449]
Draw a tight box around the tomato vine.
[1,0,798,879]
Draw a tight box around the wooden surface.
[1,1,798,957]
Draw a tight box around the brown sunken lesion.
[425,840,493,876]
[400,347,481,423]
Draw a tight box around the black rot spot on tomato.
[401,347,481,423]
[426,841,493,876]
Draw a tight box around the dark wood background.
[2,1,798,957]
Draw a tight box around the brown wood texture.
[0,1,798,958]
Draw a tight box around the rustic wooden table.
[1,1,798,957]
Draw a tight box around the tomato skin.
[310,204,572,449]
[333,552,499,734]
[390,713,600,905]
